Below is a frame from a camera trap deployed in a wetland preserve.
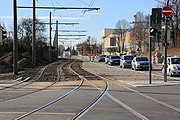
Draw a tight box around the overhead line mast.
[13,0,100,74]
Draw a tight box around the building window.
[110,37,116,46]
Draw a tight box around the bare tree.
[156,0,180,47]
[17,18,47,53]
[130,12,149,53]
[170,0,180,47]
[115,19,130,53]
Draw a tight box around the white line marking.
[126,86,180,113]
[108,94,149,120]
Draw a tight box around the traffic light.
[2,29,7,40]
[151,8,162,25]
[150,27,157,36]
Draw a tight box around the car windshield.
[136,57,148,61]
[171,58,180,64]
[111,56,120,59]
[124,56,134,60]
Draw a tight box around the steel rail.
[81,65,149,120]
[14,59,106,120]
[0,61,54,92]
[14,60,84,120]
[81,64,180,119]
[0,77,30,90]
[70,62,108,120]
[0,61,65,103]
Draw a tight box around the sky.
[0,0,161,47]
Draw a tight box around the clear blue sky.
[0,0,159,46]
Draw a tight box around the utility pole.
[56,20,58,58]
[13,0,18,74]
[13,4,100,67]
[32,0,36,66]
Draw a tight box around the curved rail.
[70,61,108,120]
[15,59,108,120]
[14,60,85,120]
[0,61,65,103]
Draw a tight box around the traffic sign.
[162,6,172,16]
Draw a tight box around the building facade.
[100,28,136,55]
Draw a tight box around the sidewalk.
[119,79,180,87]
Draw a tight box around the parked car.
[131,56,149,70]
[105,55,110,64]
[108,55,120,65]
[120,55,134,68]
[162,56,180,76]
[98,54,106,62]
[120,53,126,57]
[127,50,136,56]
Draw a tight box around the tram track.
[0,60,67,103]
[3,59,178,120]
[12,59,108,120]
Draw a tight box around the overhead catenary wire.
[76,0,97,22]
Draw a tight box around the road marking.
[82,62,180,116]
[126,86,180,113]
[109,79,180,113]
[108,94,149,120]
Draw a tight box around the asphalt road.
[0,59,180,120]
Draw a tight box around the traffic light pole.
[163,0,170,82]
[164,17,168,82]
[149,15,152,84]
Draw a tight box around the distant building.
[76,42,91,56]
[100,28,135,55]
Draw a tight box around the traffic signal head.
[2,29,7,40]
[150,28,157,36]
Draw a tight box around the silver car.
[120,55,134,68]
[131,56,149,70]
